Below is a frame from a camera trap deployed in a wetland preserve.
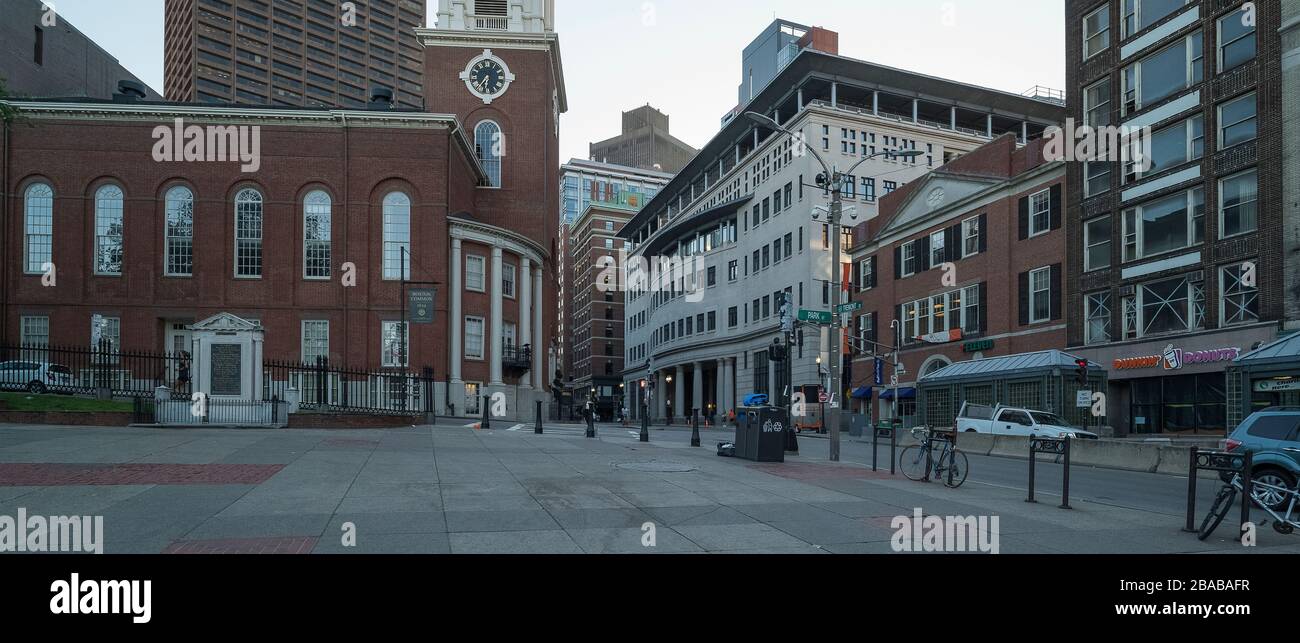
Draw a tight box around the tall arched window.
[23,183,54,274]
[164,186,194,276]
[303,190,332,279]
[382,192,411,281]
[94,185,125,275]
[234,188,263,278]
[474,120,502,187]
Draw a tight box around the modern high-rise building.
[1065,0,1288,435]
[162,0,427,108]
[588,105,698,174]
[721,19,838,126]
[617,40,1063,424]
[0,0,161,100]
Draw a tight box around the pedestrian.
[176,352,192,394]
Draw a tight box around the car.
[0,361,75,394]
[1225,407,1300,511]
[955,402,1100,439]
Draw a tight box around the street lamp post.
[745,112,921,462]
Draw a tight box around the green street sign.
[836,302,862,314]
[798,309,832,324]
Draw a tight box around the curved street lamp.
[745,111,921,462]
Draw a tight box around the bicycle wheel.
[900,445,929,481]
[943,449,969,489]
[1197,485,1237,541]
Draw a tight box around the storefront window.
[1130,374,1226,434]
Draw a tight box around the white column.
[715,360,725,417]
[532,267,544,388]
[1021,121,1029,143]
[692,361,703,419]
[831,82,837,108]
[872,91,879,115]
[519,257,533,390]
[986,114,993,138]
[912,99,919,123]
[656,370,667,419]
[950,106,957,130]
[726,357,736,413]
[674,366,685,422]
[797,88,804,111]
[489,246,504,386]
[450,238,464,386]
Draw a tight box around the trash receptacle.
[735,406,787,463]
[848,414,868,438]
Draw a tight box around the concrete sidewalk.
[0,422,1293,554]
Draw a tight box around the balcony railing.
[471,15,508,31]
[503,344,533,371]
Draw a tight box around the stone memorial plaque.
[210,344,243,397]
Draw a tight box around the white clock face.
[459,50,516,104]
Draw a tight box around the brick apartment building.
[849,135,1066,428]
[163,0,427,109]
[1065,0,1288,434]
[2,0,565,421]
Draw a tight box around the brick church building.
[1,0,565,420]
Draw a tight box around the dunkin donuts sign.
[1113,344,1241,371]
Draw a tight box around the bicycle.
[1198,472,1299,540]
[900,427,968,488]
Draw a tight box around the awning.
[879,387,916,401]
[851,386,873,400]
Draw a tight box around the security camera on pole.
[745,112,921,462]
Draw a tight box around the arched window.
[234,188,263,278]
[474,120,502,187]
[303,190,332,279]
[164,186,194,276]
[23,183,54,274]
[382,192,411,281]
[94,185,125,275]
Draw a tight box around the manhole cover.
[615,461,697,473]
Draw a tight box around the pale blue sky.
[45,0,1065,162]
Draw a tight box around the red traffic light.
[1075,359,1089,370]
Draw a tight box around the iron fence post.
[1185,446,1198,532]
[1027,440,1037,503]
[1060,437,1072,510]
[1240,451,1253,538]
[481,395,490,429]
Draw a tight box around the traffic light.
[770,338,786,362]
[1075,359,1089,387]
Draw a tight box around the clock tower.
[417,0,566,417]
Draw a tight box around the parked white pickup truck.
[955,403,1099,439]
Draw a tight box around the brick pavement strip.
[0,463,285,486]
[162,537,318,555]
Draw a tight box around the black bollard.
[872,423,878,472]
[1184,447,1199,532]
[890,421,898,476]
[535,400,543,434]
[481,395,490,430]
[586,407,596,438]
[1060,436,1072,509]
[691,409,701,447]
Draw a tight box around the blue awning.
[851,386,873,400]
[879,387,916,401]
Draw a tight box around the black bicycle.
[900,427,968,488]
[1199,472,1299,540]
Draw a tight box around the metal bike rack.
[1027,436,1071,509]
[1185,447,1253,534]
[871,419,899,475]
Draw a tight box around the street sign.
[874,358,884,386]
[836,301,862,314]
[1076,391,1093,408]
[819,391,830,403]
[798,309,832,324]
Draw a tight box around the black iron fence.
[0,343,190,399]
[263,358,433,416]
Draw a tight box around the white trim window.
[901,242,917,277]
[1083,6,1110,59]
[1122,0,1191,39]
[1029,190,1051,237]
[1137,274,1204,336]
[1121,187,1204,262]
[1029,267,1051,324]
[858,257,874,290]
[24,183,54,274]
[503,321,517,348]
[91,316,121,355]
[1217,92,1256,149]
[1083,79,1111,128]
[381,321,409,368]
[962,216,981,257]
[1125,115,1202,182]
[1220,264,1259,326]
[1084,216,1112,271]
[234,188,264,278]
[929,231,945,266]
[303,190,332,279]
[164,186,194,277]
[382,192,411,281]
[1085,161,1112,197]
[900,284,981,340]
[1085,292,1112,345]
[302,320,329,363]
[474,120,503,187]
[20,316,50,347]
[464,316,486,360]
[502,263,517,299]
[466,255,486,292]
[1217,6,1256,72]
[93,185,124,275]
[1120,30,1203,115]
[1219,168,1258,239]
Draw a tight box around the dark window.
[1246,415,1300,441]
[34,27,44,65]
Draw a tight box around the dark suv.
[1226,407,1300,510]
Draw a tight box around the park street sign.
[836,301,862,315]
[798,309,832,324]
